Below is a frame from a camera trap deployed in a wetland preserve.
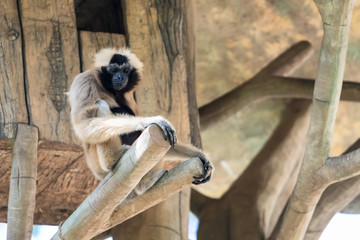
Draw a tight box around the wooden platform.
[0,139,98,225]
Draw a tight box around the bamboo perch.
[199,41,313,130]
[7,124,38,240]
[51,125,204,240]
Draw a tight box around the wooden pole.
[305,139,360,240]
[199,41,313,131]
[107,157,204,230]
[7,124,38,240]
[116,0,197,239]
[0,0,28,139]
[201,76,360,125]
[278,0,356,239]
[50,125,171,239]
[51,124,205,240]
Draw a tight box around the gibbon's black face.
[99,54,140,95]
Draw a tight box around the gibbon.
[68,48,212,194]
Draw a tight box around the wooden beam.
[199,76,360,131]
[0,0,28,139]
[19,0,80,144]
[0,139,94,225]
[116,0,195,239]
[199,41,313,131]
[252,41,313,79]
[79,31,126,70]
[7,124,38,239]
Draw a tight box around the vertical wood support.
[79,31,127,70]
[114,0,197,239]
[7,124,38,239]
[18,0,80,144]
[0,0,28,139]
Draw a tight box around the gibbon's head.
[94,48,143,94]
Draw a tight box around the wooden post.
[114,0,196,239]
[18,0,80,144]
[0,0,28,139]
[79,31,127,70]
[7,124,38,239]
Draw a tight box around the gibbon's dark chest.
[110,106,142,145]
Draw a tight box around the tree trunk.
[305,139,360,240]
[278,1,356,239]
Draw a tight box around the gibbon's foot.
[192,155,213,185]
[151,121,177,147]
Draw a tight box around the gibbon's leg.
[95,100,130,178]
[96,100,168,194]
[166,143,213,184]
[85,143,130,179]
[134,167,168,195]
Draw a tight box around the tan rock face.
[194,0,360,198]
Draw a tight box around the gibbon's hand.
[192,155,213,185]
[150,119,177,147]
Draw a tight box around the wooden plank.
[0,139,13,220]
[19,0,80,144]
[0,0,28,139]
[113,1,194,239]
[79,31,126,70]
[34,152,97,225]
[33,141,95,224]
[7,124,38,239]
[0,140,96,225]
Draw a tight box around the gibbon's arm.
[74,114,176,145]
[165,143,213,185]
[166,142,206,161]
